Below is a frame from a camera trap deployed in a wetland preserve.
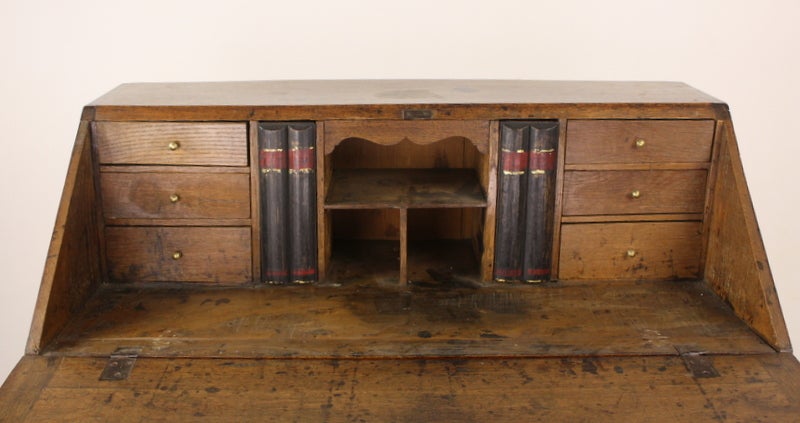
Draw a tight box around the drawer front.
[562,170,707,215]
[101,172,250,219]
[105,227,252,283]
[558,222,702,280]
[94,122,248,166]
[566,120,714,164]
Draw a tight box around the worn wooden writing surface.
[45,281,771,358]
[2,354,799,422]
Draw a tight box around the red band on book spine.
[501,151,529,172]
[525,268,550,276]
[529,151,555,171]
[289,148,316,170]
[260,150,287,170]
[292,268,317,276]
[494,268,523,278]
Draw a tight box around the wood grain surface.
[94,122,247,166]
[566,120,714,164]
[101,172,250,219]
[3,353,799,422]
[324,120,489,154]
[105,227,251,283]
[84,81,727,121]
[45,280,771,358]
[559,222,702,280]
[26,123,103,354]
[324,169,487,209]
[562,169,708,215]
[705,122,791,351]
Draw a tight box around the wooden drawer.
[558,222,702,280]
[562,170,707,215]
[101,172,250,219]
[94,122,248,166]
[105,227,252,283]
[566,120,714,164]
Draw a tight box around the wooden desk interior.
[2,80,797,421]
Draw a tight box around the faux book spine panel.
[494,123,528,281]
[494,121,559,282]
[259,122,318,284]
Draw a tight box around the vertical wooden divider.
[249,121,261,283]
[550,118,568,279]
[399,207,408,286]
[480,121,499,281]
[316,122,328,281]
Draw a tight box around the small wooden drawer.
[94,122,248,166]
[101,172,250,219]
[566,120,714,164]
[105,227,252,283]
[558,221,702,280]
[562,170,707,215]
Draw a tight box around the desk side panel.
[705,119,791,351]
[26,121,103,354]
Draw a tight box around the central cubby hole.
[322,126,490,285]
[406,207,484,285]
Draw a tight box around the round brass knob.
[168,141,180,151]
[631,190,641,199]
[635,138,646,148]
[626,249,637,258]
[172,251,183,260]
[169,193,180,203]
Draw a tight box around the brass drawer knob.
[168,141,181,151]
[631,190,641,199]
[635,138,646,148]
[172,251,183,260]
[169,193,180,203]
[626,249,637,258]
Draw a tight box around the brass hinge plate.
[99,347,141,381]
[681,353,720,379]
[402,109,433,120]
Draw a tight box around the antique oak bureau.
[1,80,798,421]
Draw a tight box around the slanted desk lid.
[2,353,799,421]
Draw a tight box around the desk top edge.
[88,80,724,108]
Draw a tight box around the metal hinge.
[99,347,141,381]
[402,109,434,120]
[680,352,720,379]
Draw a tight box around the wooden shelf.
[324,169,487,209]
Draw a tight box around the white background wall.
[1,0,798,385]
